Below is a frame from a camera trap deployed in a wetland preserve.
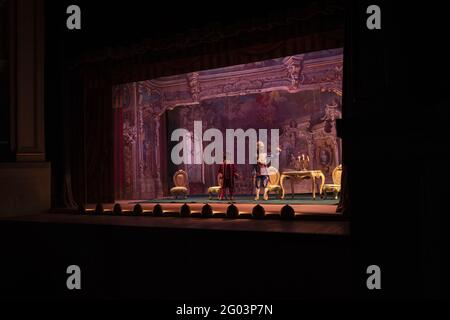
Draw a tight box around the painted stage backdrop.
[113,48,343,200]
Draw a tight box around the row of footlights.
[80,203,297,219]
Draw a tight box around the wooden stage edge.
[89,200,341,216]
[0,213,349,237]
[0,202,349,236]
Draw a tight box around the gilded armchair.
[170,170,189,199]
[321,164,342,199]
[207,173,223,199]
[265,166,283,199]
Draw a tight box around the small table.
[280,170,325,200]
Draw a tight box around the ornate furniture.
[266,166,283,199]
[170,170,189,199]
[280,170,325,200]
[321,165,342,199]
[207,173,223,199]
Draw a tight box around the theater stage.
[132,194,339,205]
[84,194,342,220]
[2,211,347,236]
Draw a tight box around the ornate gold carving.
[280,170,325,200]
[321,164,342,199]
[315,139,335,176]
[170,170,189,199]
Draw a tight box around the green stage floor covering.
[132,194,338,205]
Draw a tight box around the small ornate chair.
[170,170,189,199]
[266,166,282,199]
[207,173,223,200]
[321,164,342,199]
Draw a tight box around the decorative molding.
[123,121,137,144]
[187,72,201,102]
[283,56,302,89]
[118,48,343,116]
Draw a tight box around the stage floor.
[131,194,339,205]
[1,197,345,235]
[85,194,341,218]
[0,213,348,235]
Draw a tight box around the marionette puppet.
[253,141,282,200]
[217,155,239,201]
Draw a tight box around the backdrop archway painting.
[113,48,343,200]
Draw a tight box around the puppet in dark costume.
[218,155,239,200]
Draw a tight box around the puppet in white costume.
[253,141,281,200]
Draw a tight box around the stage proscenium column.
[0,0,50,217]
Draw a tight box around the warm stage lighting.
[152,204,163,216]
[226,204,239,218]
[113,203,122,215]
[132,203,143,215]
[280,204,295,219]
[180,203,191,217]
[201,203,213,217]
[252,204,265,219]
